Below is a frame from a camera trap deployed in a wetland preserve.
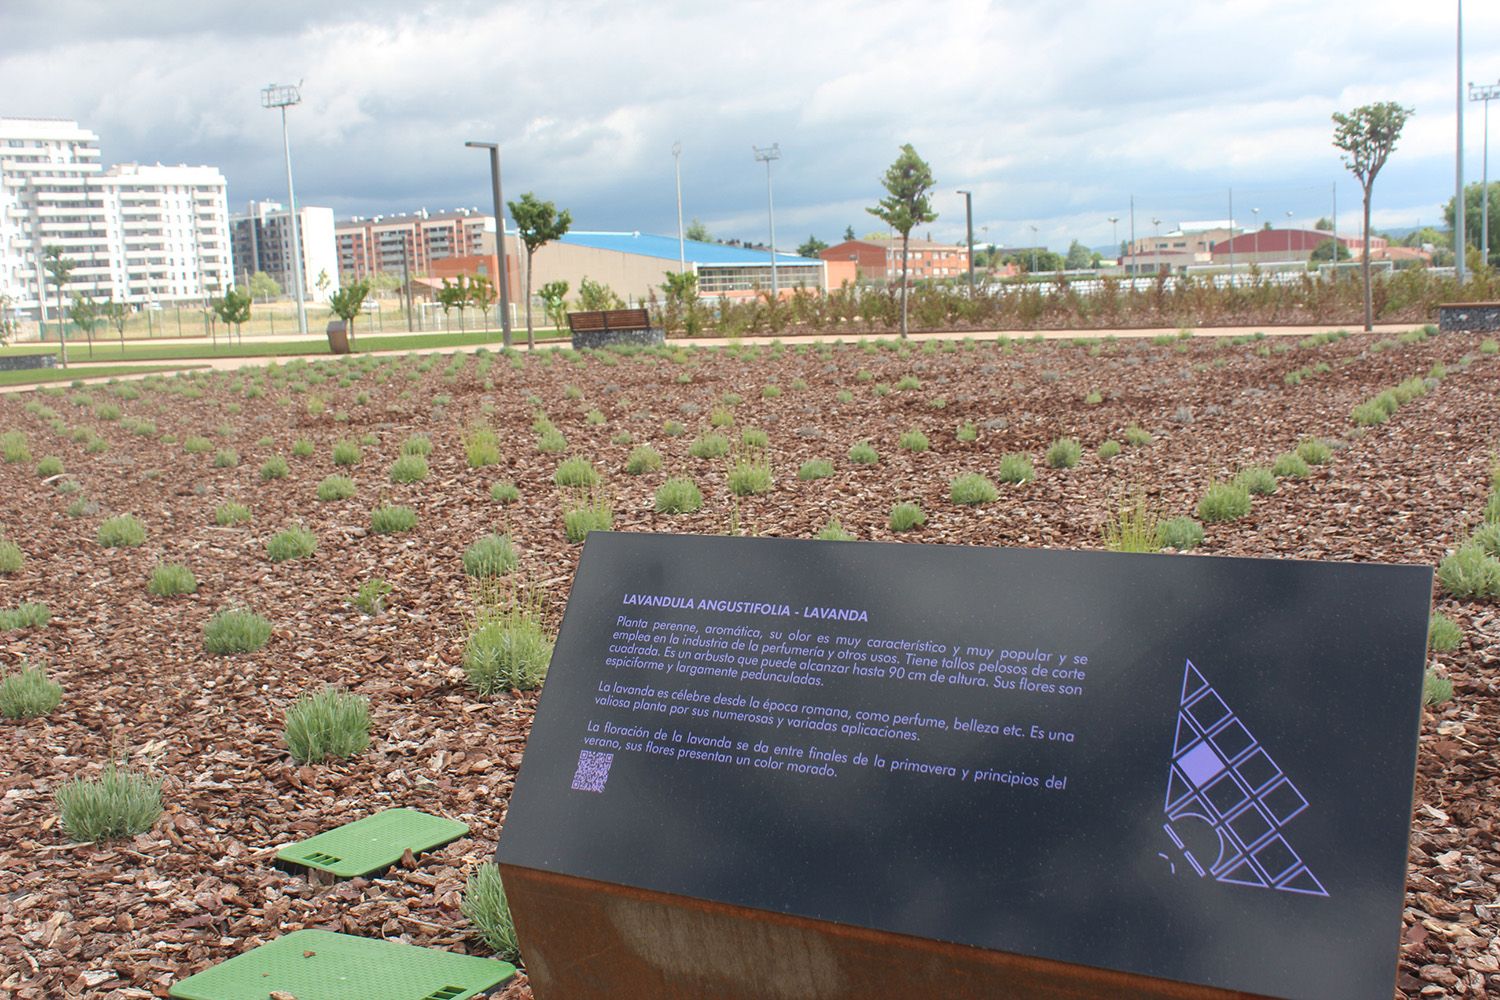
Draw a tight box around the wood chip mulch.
[0,329,1497,998]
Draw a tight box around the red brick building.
[1209,229,1376,266]
[820,237,969,282]
[336,208,492,281]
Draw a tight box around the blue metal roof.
[558,231,819,267]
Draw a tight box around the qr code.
[570,750,614,793]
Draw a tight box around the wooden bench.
[566,308,664,350]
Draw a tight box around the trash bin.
[326,319,350,354]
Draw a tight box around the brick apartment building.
[819,236,969,282]
[335,208,492,280]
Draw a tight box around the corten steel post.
[465,141,513,347]
[957,190,974,295]
[753,143,781,296]
[1471,82,1500,268]
[261,83,308,334]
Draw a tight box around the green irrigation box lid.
[276,808,470,878]
[169,929,515,1000]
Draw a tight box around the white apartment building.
[0,117,231,320]
[229,200,339,303]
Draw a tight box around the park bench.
[566,308,664,349]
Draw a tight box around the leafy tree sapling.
[866,144,937,338]
[508,192,572,349]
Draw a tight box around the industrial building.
[498,231,843,303]
[819,236,968,283]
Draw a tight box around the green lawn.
[1,328,571,364]
[0,363,211,387]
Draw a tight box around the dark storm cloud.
[2,1,1496,248]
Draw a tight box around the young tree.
[468,274,497,329]
[660,271,704,336]
[315,269,331,298]
[42,245,75,367]
[1065,239,1094,270]
[328,279,370,348]
[437,276,471,332]
[248,270,281,302]
[101,297,128,350]
[68,294,100,359]
[539,279,570,330]
[507,192,572,349]
[1310,239,1352,263]
[866,144,937,338]
[212,287,252,343]
[797,235,829,258]
[576,276,623,311]
[1443,182,1500,268]
[1332,102,1412,330]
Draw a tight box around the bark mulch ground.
[1,329,1497,998]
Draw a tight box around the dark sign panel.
[498,533,1430,1000]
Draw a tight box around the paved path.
[0,322,1421,394]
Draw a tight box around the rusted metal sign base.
[500,864,1269,1000]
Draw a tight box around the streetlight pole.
[672,141,686,271]
[1251,207,1260,262]
[753,144,781,296]
[464,141,513,348]
[1151,218,1161,272]
[261,83,308,335]
[957,190,974,295]
[1456,0,1466,284]
[1028,224,1039,275]
[1471,82,1500,269]
[1108,216,1119,264]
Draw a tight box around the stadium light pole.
[672,141,686,271]
[957,190,974,295]
[1456,0,1466,285]
[753,143,781,296]
[261,83,308,335]
[1471,81,1500,268]
[464,141,513,348]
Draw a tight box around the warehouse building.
[480,230,847,303]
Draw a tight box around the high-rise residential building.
[229,200,340,303]
[98,163,231,307]
[335,208,492,280]
[0,117,230,320]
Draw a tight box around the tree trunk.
[56,290,68,368]
[525,249,535,350]
[899,232,911,339]
[1361,184,1373,333]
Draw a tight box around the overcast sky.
[4,1,1498,251]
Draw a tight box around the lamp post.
[464,141,513,347]
[1456,0,1466,284]
[1470,81,1500,268]
[261,83,308,335]
[753,143,781,296]
[1251,207,1260,261]
[1151,218,1161,272]
[672,141,685,271]
[1027,224,1038,275]
[956,190,974,295]
[1108,216,1119,264]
